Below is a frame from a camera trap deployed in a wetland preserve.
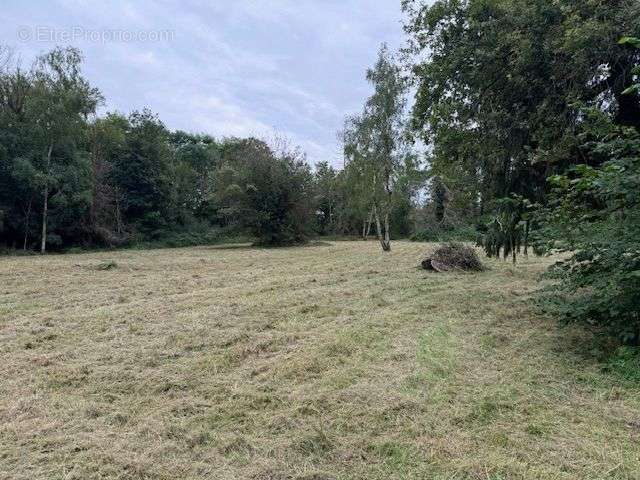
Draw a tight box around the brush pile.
[421,242,484,272]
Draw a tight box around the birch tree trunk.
[373,205,391,252]
[383,210,391,251]
[40,144,52,254]
[363,207,374,240]
[23,196,32,251]
[114,186,123,235]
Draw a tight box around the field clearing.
[1,241,639,479]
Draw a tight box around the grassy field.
[1,241,639,479]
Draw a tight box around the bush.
[129,225,246,250]
[422,242,484,272]
[476,197,533,264]
[535,127,640,344]
[214,139,314,247]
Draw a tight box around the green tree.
[344,45,412,251]
[402,0,640,211]
[88,113,129,244]
[170,131,221,220]
[109,109,173,237]
[314,161,340,235]
[214,138,314,246]
[0,61,37,249]
[535,37,640,343]
[28,47,102,252]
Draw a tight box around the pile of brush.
[421,242,484,272]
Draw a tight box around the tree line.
[0,46,420,252]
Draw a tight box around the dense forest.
[0,1,639,340]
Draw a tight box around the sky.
[1,0,407,167]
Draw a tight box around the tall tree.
[534,37,640,342]
[28,47,101,252]
[314,161,340,235]
[344,45,412,251]
[109,109,173,236]
[0,61,35,249]
[88,113,128,244]
[170,131,221,220]
[402,0,640,211]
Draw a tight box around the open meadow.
[1,241,639,480]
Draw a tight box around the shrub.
[535,127,640,344]
[603,347,640,384]
[213,139,314,247]
[476,196,534,264]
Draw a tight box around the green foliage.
[0,47,321,251]
[170,131,220,218]
[0,46,103,252]
[619,36,640,49]
[213,138,314,246]
[431,175,449,223]
[476,197,534,264]
[535,127,640,344]
[313,161,341,235]
[603,347,640,384]
[128,225,241,250]
[402,0,640,214]
[343,44,422,251]
[403,2,639,345]
[1,44,427,252]
[619,37,640,96]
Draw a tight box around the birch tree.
[29,47,101,253]
[343,44,410,252]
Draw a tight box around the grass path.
[0,241,639,479]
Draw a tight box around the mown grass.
[0,241,638,479]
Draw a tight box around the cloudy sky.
[2,0,407,166]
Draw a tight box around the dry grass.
[0,241,639,480]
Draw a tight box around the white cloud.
[0,0,405,166]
